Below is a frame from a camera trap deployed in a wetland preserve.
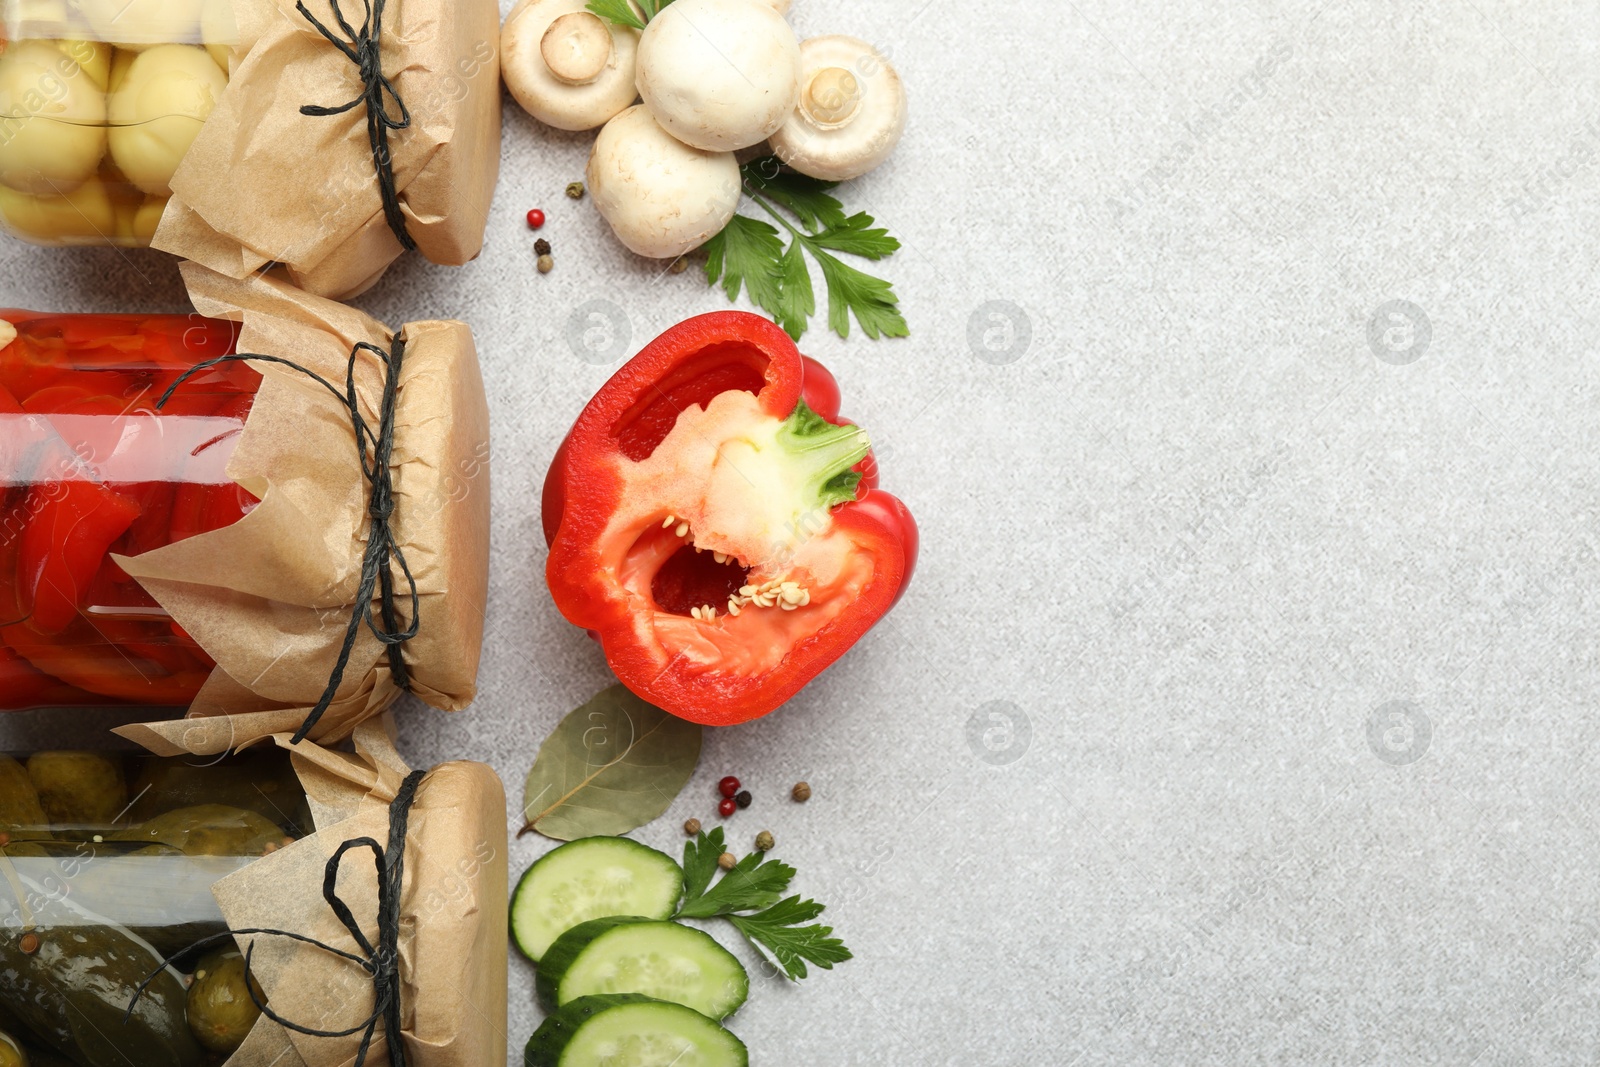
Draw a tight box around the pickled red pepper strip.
[542,311,918,725]
[0,312,258,709]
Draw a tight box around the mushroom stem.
[801,66,862,128]
[542,11,612,85]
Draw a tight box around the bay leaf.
[521,685,703,841]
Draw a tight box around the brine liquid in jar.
[0,0,239,246]
[0,311,260,709]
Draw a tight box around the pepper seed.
[735,790,752,810]
[566,181,585,199]
[537,254,554,274]
[534,238,552,256]
[792,781,811,802]
[717,852,737,871]
[684,818,702,836]
[755,830,775,852]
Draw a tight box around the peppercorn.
[718,776,741,798]
[755,830,774,852]
[526,208,546,229]
[537,254,554,274]
[534,238,551,256]
[18,933,39,955]
[717,851,737,871]
[566,181,585,199]
[684,818,702,836]
[792,781,811,802]
[735,790,752,809]
[717,798,736,818]
[669,257,688,274]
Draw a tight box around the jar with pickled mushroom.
[0,0,238,245]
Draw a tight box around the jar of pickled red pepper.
[0,0,241,246]
[0,310,259,709]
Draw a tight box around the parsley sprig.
[705,159,908,341]
[584,0,671,30]
[675,827,852,980]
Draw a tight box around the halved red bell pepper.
[543,311,918,726]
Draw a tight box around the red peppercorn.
[526,208,546,229]
[718,776,741,798]
[718,798,737,818]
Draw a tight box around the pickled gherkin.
[0,749,310,1065]
[24,754,127,828]
[0,758,48,842]
[0,1028,25,1067]
[186,949,263,1055]
[112,805,286,857]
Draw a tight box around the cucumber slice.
[512,838,682,962]
[537,917,749,1019]
[524,994,748,1067]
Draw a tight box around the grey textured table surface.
[5,0,1600,1062]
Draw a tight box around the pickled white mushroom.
[0,177,117,242]
[0,40,108,195]
[78,0,205,50]
[768,35,905,181]
[200,0,237,70]
[501,0,639,131]
[586,104,739,259]
[55,40,112,88]
[634,0,799,152]
[108,44,225,196]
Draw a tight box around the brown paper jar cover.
[0,722,509,1067]
[0,0,501,299]
[105,264,492,755]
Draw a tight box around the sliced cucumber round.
[537,917,749,1019]
[524,994,748,1067]
[512,837,682,962]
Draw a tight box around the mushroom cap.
[502,0,639,131]
[78,0,205,50]
[635,0,800,153]
[0,40,109,195]
[107,44,226,196]
[0,177,117,244]
[768,35,906,182]
[586,103,740,259]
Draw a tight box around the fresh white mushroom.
[586,103,740,259]
[0,39,108,195]
[107,44,226,196]
[634,0,799,153]
[501,0,639,131]
[768,35,905,182]
[78,0,205,50]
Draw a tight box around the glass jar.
[0,0,238,246]
[0,311,259,709]
[0,746,312,1065]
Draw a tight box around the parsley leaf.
[729,897,852,980]
[676,832,795,919]
[584,0,646,30]
[702,215,783,311]
[674,831,851,980]
[703,158,908,342]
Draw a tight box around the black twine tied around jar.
[296,0,417,251]
[125,769,426,1067]
[155,338,419,744]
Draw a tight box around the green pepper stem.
[779,400,870,511]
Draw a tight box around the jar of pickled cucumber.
[0,747,311,1065]
[0,0,241,246]
[0,310,258,709]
